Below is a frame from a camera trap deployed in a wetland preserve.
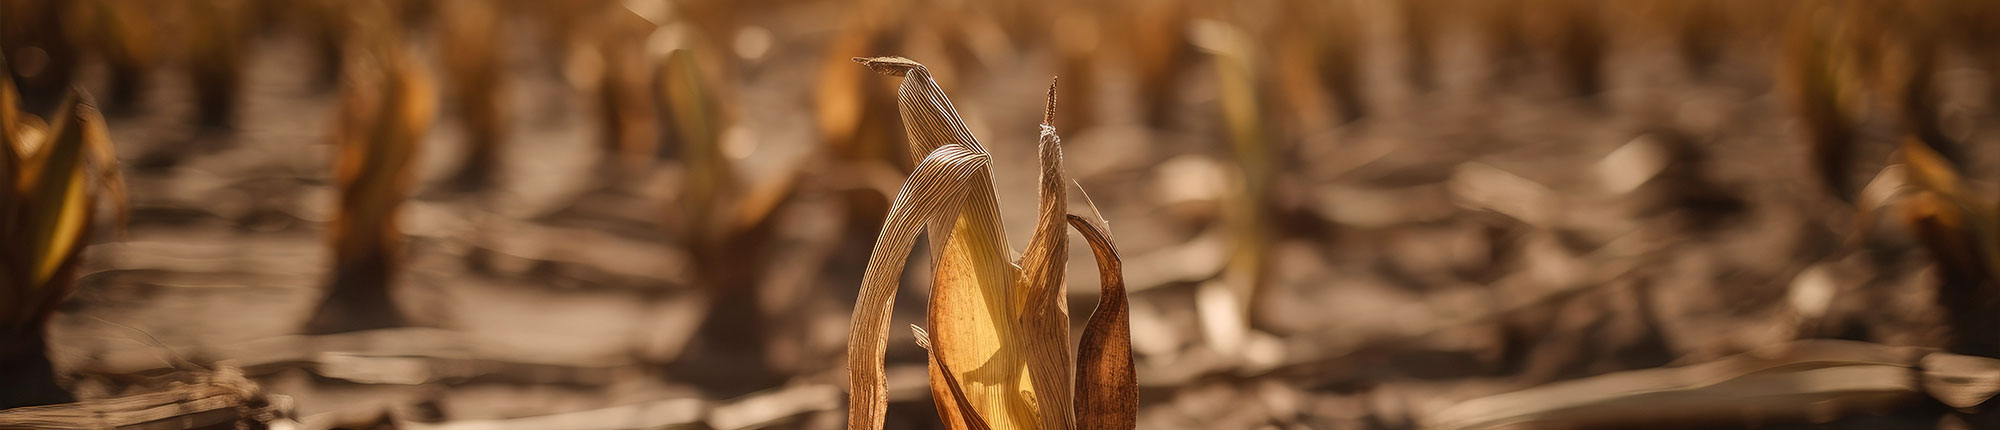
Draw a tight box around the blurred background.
[3,0,2000,428]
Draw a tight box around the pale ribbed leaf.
[846,143,989,430]
[1069,209,1136,430]
[1015,79,1073,430]
[853,56,1036,429]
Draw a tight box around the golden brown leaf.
[1068,211,1137,430]
[915,325,994,430]
[20,98,90,289]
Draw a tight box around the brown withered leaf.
[1068,208,1137,430]
[915,325,994,430]
[851,56,1038,430]
[845,142,988,430]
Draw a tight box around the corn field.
[3,0,2000,429]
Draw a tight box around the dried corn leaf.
[1068,210,1136,430]
[915,325,994,430]
[851,56,1037,430]
[19,98,91,291]
[662,46,730,247]
[5,91,119,332]
[1014,79,1073,430]
[1431,340,1935,429]
[846,142,989,430]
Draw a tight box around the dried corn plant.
[845,57,1135,430]
[578,3,663,183]
[0,0,79,106]
[436,0,509,192]
[0,59,124,409]
[1891,140,2000,356]
[182,0,251,130]
[1194,20,1278,346]
[656,44,804,379]
[67,0,160,109]
[1865,4,1957,164]
[815,1,917,243]
[296,0,353,89]
[1119,0,1196,128]
[305,19,435,334]
[1397,0,1441,91]
[816,2,907,170]
[1476,0,1531,86]
[1779,4,1860,202]
[1529,0,1608,98]
[1294,0,1367,123]
[1666,0,1728,78]
[1051,3,1102,133]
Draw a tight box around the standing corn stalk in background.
[1779,4,1858,203]
[305,13,434,334]
[1297,0,1367,123]
[0,0,79,111]
[184,0,250,131]
[436,0,509,192]
[0,55,124,409]
[1195,19,1278,350]
[69,0,160,111]
[579,3,662,184]
[1540,0,1607,99]
[845,56,1136,430]
[657,41,806,385]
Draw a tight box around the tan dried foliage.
[846,57,1137,430]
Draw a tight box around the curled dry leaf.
[1069,211,1137,430]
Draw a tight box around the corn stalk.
[846,57,1137,430]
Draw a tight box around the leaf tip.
[1043,76,1059,127]
[854,56,922,77]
